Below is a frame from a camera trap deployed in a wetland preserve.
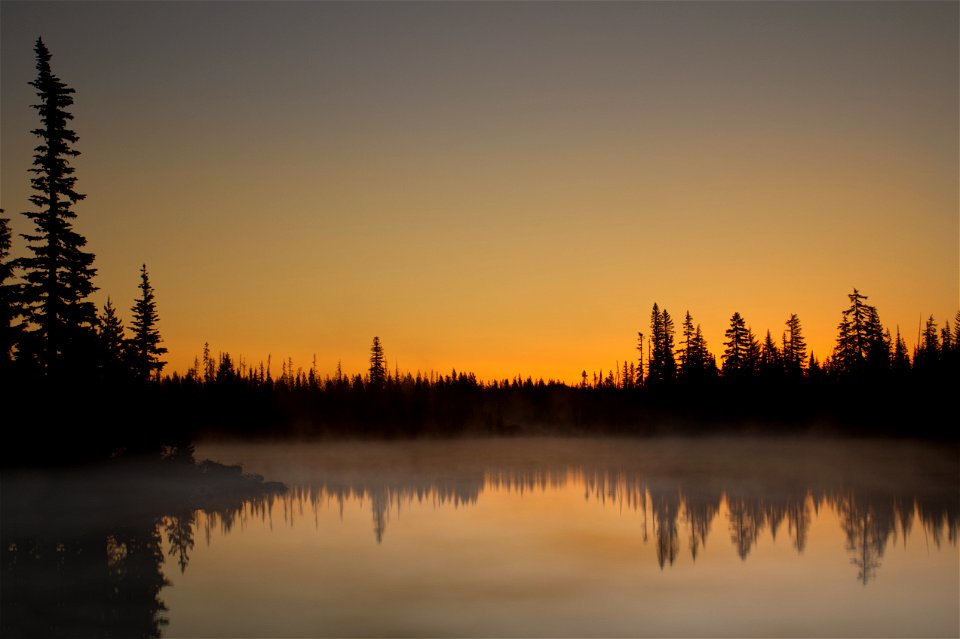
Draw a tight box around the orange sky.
[2,2,957,383]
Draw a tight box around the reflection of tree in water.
[683,489,721,562]
[279,463,956,586]
[836,495,898,585]
[649,486,681,568]
[786,496,812,553]
[1,461,284,638]
[164,511,197,574]
[727,496,766,560]
[203,439,957,586]
[3,522,170,637]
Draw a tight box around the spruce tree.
[369,336,386,388]
[98,297,127,377]
[759,330,781,377]
[722,312,750,376]
[16,38,98,374]
[648,304,676,384]
[0,210,17,367]
[833,289,887,376]
[782,314,807,376]
[129,264,166,380]
[891,326,910,376]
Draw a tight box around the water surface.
[3,437,958,637]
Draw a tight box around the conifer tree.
[369,336,386,388]
[759,330,781,376]
[914,315,940,371]
[891,326,910,376]
[635,332,645,386]
[678,311,695,372]
[0,210,16,367]
[678,311,714,381]
[782,314,807,376]
[16,38,98,374]
[129,264,166,380]
[833,289,887,375]
[98,297,127,376]
[722,312,751,377]
[648,304,676,384]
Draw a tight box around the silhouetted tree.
[782,314,806,376]
[833,289,887,376]
[0,210,17,368]
[891,327,910,376]
[635,331,645,386]
[129,264,166,381]
[759,330,781,377]
[678,311,714,382]
[98,297,127,377]
[15,38,98,375]
[722,312,753,378]
[914,315,940,372]
[647,304,675,384]
[369,336,386,388]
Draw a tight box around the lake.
[3,437,958,637]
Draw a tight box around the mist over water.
[3,437,957,637]
[176,437,957,638]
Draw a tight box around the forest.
[2,39,958,465]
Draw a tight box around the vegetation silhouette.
[214,438,957,582]
[1,38,958,465]
[0,457,284,637]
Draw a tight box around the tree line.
[1,40,957,458]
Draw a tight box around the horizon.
[2,1,957,384]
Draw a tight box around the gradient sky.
[2,1,957,382]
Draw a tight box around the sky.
[1,1,957,383]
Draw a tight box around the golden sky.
[2,2,957,382]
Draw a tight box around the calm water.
[3,437,958,637]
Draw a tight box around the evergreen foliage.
[722,312,752,377]
[648,304,676,384]
[369,336,386,388]
[832,289,886,375]
[129,265,166,380]
[16,38,98,375]
[0,210,17,367]
[98,297,127,377]
[782,314,807,376]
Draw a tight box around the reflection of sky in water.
[161,438,958,638]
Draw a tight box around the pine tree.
[782,314,807,376]
[635,331,645,386]
[914,315,940,371]
[832,289,887,375]
[678,311,696,372]
[129,264,166,380]
[678,311,714,381]
[97,297,127,376]
[369,336,386,388]
[722,312,752,377]
[0,210,17,368]
[16,39,98,375]
[891,326,910,376]
[648,304,676,384]
[759,330,781,377]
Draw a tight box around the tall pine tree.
[98,297,127,378]
[0,210,17,368]
[129,265,166,381]
[369,336,386,388]
[16,38,98,375]
[782,314,807,376]
[648,304,676,384]
[832,289,887,376]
